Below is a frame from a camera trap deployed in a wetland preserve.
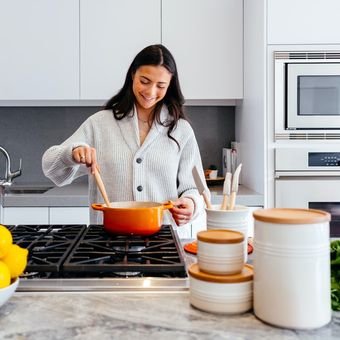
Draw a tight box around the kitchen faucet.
[0,146,22,187]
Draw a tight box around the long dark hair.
[103,44,187,147]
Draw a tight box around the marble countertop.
[2,182,264,208]
[0,292,339,340]
[1,248,338,339]
[0,240,337,339]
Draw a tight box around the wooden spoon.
[93,168,111,208]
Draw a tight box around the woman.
[42,44,208,227]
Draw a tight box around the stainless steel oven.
[275,146,340,237]
[275,51,340,139]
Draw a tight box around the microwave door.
[287,63,340,130]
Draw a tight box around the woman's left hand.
[170,197,195,226]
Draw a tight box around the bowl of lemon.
[0,225,28,308]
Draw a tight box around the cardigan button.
[137,185,143,192]
[136,158,142,164]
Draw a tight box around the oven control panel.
[309,152,340,167]
[275,147,340,172]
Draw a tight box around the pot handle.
[91,203,105,211]
[162,201,173,210]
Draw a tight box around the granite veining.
[0,292,339,340]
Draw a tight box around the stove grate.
[62,224,186,275]
[10,224,87,272]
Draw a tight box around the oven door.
[275,177,340,236]
[287,63,340,129]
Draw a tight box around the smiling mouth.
[141,94,155,102]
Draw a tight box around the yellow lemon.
[2,244,28,279]
[0,261,11,288]
[0,225,13,259]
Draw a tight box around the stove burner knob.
[137,185,143,192]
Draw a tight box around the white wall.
[236,0,266,199]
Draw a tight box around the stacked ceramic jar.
[205,204,250,262]
[188,229,253,314]
[253,208,331,330]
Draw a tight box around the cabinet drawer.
[3,207,49,225]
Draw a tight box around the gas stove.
[8,224,191,292]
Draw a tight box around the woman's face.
[132,65,172,114]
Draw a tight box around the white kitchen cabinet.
[49,207,89,225]
[0,0,242,104]
[0,0,79,100]
[162,0,243,100]
[267,0,340,45]
[80,0,161,100]
[2,207,89,226]
[3,207,49,225]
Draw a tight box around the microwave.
[274,51,340,137]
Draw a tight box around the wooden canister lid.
[253,208,331,224]
[188,263,253,283]
[197,229,244,244]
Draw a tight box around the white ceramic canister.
[206,205,250,262]
[197,229,245,275]
[188,263,253,314]
[253,208,331,330]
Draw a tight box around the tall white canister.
[253,208,331,330]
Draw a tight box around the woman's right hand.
[72,146,98,174]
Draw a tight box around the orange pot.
[91,201,173,236]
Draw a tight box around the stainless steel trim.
[275,171,340,178]
[274,51,340,60]
[17,277,189,293]
[275,132,340,141]
[16,234,195,293]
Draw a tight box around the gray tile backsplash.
[0,106,234,184]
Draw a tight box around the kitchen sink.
[4,187,53,194]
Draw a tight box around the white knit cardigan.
[42,106,209,225]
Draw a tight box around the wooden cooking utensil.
[221,172,232,210]
[228,163,242,210]
[93,168,111,208]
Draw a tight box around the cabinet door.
[49,207,89,225]
[0,0,79,100]
[268,0,340,44]
[162,0,243,100]
[80,0,161,100]
[3,207,49,225]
